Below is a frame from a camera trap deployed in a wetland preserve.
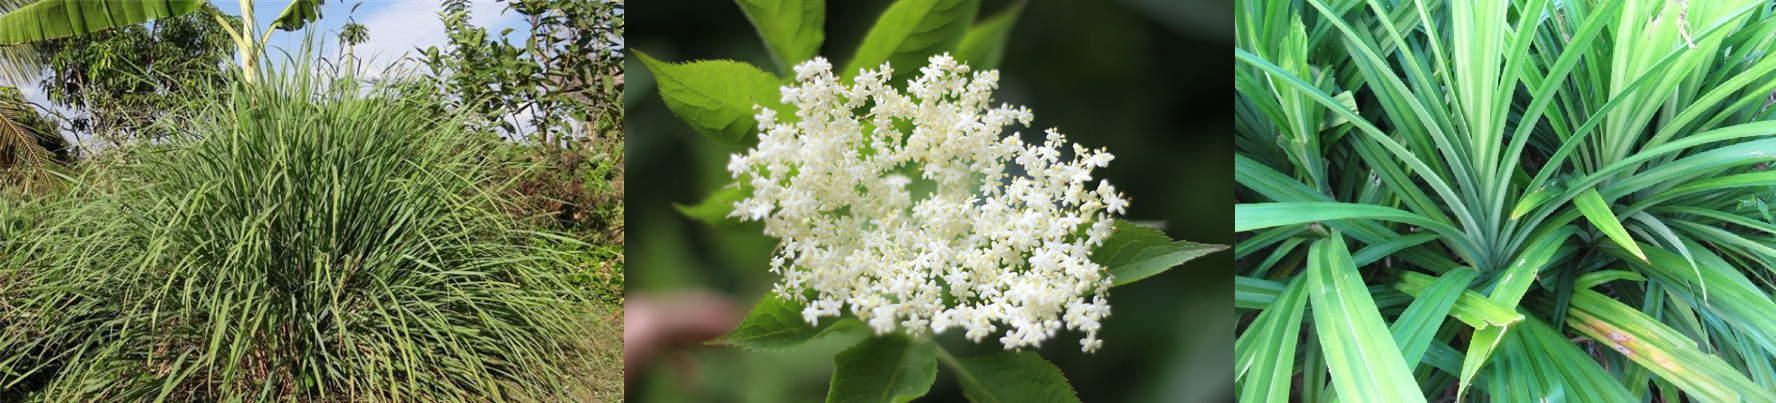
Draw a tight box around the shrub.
[490,135,625,243]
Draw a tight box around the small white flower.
[754,105,778,130]
[729,54,1127,352]
[1099,181,1128,215]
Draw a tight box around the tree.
[422,0,626,238]
[0,0,326,82]
[0,86,67,194]
[34,4,236,145]
[0,0,68,194]
[338,20,366,70]
[423,0,623,146]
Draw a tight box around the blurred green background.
[624,0,1232,401]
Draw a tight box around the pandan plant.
[1236,0,1776,401]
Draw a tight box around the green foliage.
[338,21,366,47]
[34,4,235,144]
[950,0,1022,72]
[1236,0,1776,400]
[423,0,623,145]
[482,136,626,241]
[717,293,863,351]
[674,184,750,228]
[0,66,596,401]
[0,86,66,195]
[542,225,624,306]
[1305,235,1426,402]
[1094,220,1228,286]
[1233,276,1308,402]
[423,0,627,240]
[1574,188,1648,261]
[0,0,323,83]
[336,6,367,67]
[826,334,938,403]
[842,0,977,81]
[635,51,785,149]
[271,0,323,30]
[0,0,204,45]
[0,0,46,83]
[639,0,1021,149]
[735,0,825,72]
[947,351,1080,403]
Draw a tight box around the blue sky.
[213,0,527,71]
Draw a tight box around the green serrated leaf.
[842,0,980,80]
[675,184,749,227]
[1090,220,1227,286]
[947,351,1080,403]
[716,292,861,351]
[826,335,938,403]
[735,0,826,71]
[635,50,786,149]
[952,0,1022,71]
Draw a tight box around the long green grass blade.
[1235,276,1309,402]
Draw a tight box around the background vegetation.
[1237,0,1776,401]
[0,0,625,400]
[625,0,1233,401]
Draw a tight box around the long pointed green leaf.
[1389,268,1476,367]
[1235,276,1308,401]
[1613,242,1776,358]
[1394,271,1522,329]
[1486,317,1637,401]
[1235,203,1465,248]
[1562,289,1776,402]
[1307,234,1427,403]
[1235,275,1286,309]
[1459,325,1507,400]
[1575,188,1646,261]
[0,0,203,45]
[1488,226,1571,308]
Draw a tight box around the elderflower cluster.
[727,54,1127,352]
